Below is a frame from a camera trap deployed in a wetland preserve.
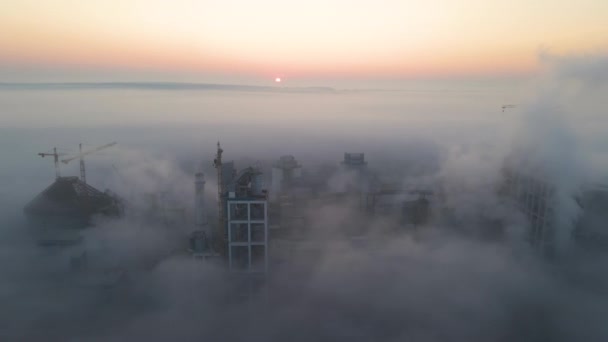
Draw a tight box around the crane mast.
[79,144,86,184]
[61,142,117,184]
[38,147,65,179]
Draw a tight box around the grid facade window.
[227,200,268,274]
[505,171,556,252]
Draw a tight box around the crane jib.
[61,142,117,164]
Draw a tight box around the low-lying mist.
[1,53,607,341]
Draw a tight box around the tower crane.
[37,147,66,179]
[501,104,516,112]
[61,142,117,185]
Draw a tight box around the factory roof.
[24,176,119,220]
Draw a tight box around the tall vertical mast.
[53,148,60,179]
[79,143,86,184]
[213,142,225,251]
[38,147,62,179]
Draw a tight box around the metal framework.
[227,199,268,273]
[226,199,268,300]
[504,170,555,253]
[61,142,117,185]
[38,147,66,179]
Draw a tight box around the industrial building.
[573,183,608,250]
[25,144,122,232]
[25,139,608,301]
[502,168,557,254]
[25,143,123,244]
[24,176,122,245]
[183,143,435,286]
[501,154,608,256]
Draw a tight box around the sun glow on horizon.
[1,0,607,81]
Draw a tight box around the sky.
[1,0,607,84]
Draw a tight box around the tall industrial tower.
[213,141,226,255]
[212,143,269,297]
[194,171,209,234]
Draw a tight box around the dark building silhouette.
[24,176,122,230]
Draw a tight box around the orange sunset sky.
[1,0,607,84]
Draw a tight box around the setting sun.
[1,0,607,82]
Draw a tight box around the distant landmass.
[0,82,337,93]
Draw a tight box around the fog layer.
[1,54,607,341]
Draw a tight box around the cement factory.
[24,141,608,296]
